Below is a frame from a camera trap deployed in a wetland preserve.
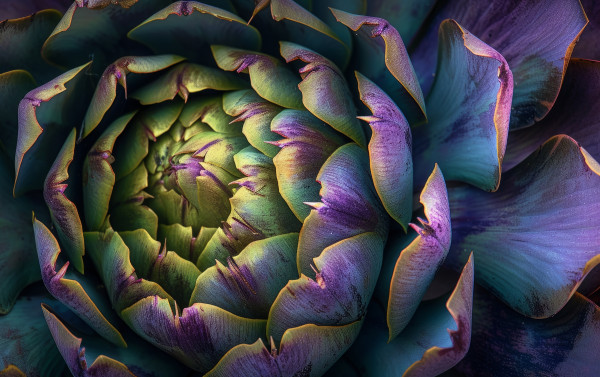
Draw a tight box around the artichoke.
[1,0,599,376]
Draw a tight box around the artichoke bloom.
[1,0,599,375]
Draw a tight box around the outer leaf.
[573,0,600,60]
[0,294,67,376]
[33,218,126,347]
[503,59,600,170]
[0,10,62,82]
[447,135,600,318]
[206,321,363,377]
[333,255,473,377]
[0,1,71,20]
[0,155,47,314]
[356,72,413,229]
[14,62,91,195]
[333,9,426,121]
[364,0,436,44]
[127,1,261,64]
[384,165,451,341]
[412,20,512,191]
[280,42,366,147]
[0,70,36,161]
[121,296,266,373]
[452,289,600,376]
[410,0,587,129]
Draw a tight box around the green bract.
[1,0,599,376]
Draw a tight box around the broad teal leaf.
[0,293,67,376]
[504,59,600,170]
[410,0,587,129]
[0,71,36,161]
[448,135,600,318]
[41,0,172,70]
[14,62,91,195]
[0,155,47,314]
[452,289,600,376]
[412,20,512,191]
[333,255,473,377]
[0,10,62,82]
[365,0,436,44]
[128,1,261,64]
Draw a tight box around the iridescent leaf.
[504,59,600,170]
[81,55,184,138]
[410,0,587,129]
[33,218,126,347]
[412,20,512,191]
[268,232,384,342]
[452,289,600,376]
[121,296,266,373]
[0,1,71,20]
[356,72,412,229]
[14,62,91,195]
[127,1,261,64]
[447,135,600,318]
[332,9,426,122]
[190,233,299,319]
[280,42,366,147]
[297,143,388,275]
[573,0,600,60]
[212,46,304,110]
[205,321,362,377]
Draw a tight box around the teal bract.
[0,0,599,376]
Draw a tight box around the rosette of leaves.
[1,0,599,376]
